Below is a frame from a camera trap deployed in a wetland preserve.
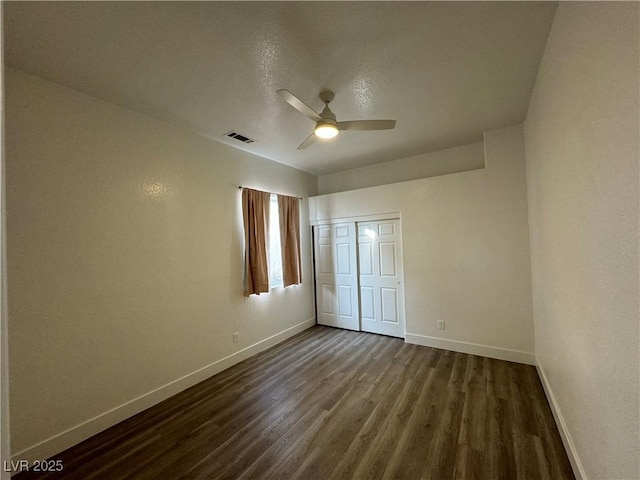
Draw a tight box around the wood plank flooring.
[16,326,575,480]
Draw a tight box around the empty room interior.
[1,1,638,479]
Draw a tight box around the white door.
[357,220,405,338]
[314,223,360,331]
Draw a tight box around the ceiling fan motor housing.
[319,105,337,122]
[319,90,335,103]
[316,99,338,137]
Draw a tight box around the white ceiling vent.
[225,131,256,144]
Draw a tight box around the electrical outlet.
[233,332,239,343]
[437,320,445,331]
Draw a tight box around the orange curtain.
[242,188,270,295]
[278,194,302,287]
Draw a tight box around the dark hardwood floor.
[16,326,574,480]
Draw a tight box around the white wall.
[524,3,639,479]
[318,141,485,194]
[5,68,318,462]
[310,124,535,363]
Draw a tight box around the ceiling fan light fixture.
[315,123,339,139]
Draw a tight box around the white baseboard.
[11,317,316,467]
[535,359,586,480]
[404,333,535,365]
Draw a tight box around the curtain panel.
[278,194,302,287]
[242,188,270,295]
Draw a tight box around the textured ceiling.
[5,1,557,175]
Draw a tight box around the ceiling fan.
[276,89,396,150]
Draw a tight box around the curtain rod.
[238,186,303,200]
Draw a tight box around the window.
[241,187,300,296]
[268,194,283,289]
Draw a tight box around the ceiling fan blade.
[297,133,317,150]
[277,89,322,123]
[337,120,396,131]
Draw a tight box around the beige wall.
[317,141,485,194]
[0,5,11,478]
[310,124,535,362]
[6,69,318,460]
[524,3,639,479]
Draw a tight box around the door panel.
[379,242,397,276]
[381,287,399,323]
[320,284,334,314]
[319,244,332,274]
[378,222,395,236]
[360,286,375,322]
[358,243,374,276]
[336,243,352,275]
[338,285,354,317]
[314,223,359,331]
[335,225,350,238]
[357,219,405,337]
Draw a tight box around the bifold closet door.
[313,223,360,331]
[357,220,405,338]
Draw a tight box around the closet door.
[314,223,360,331]
[357,220,405,338]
